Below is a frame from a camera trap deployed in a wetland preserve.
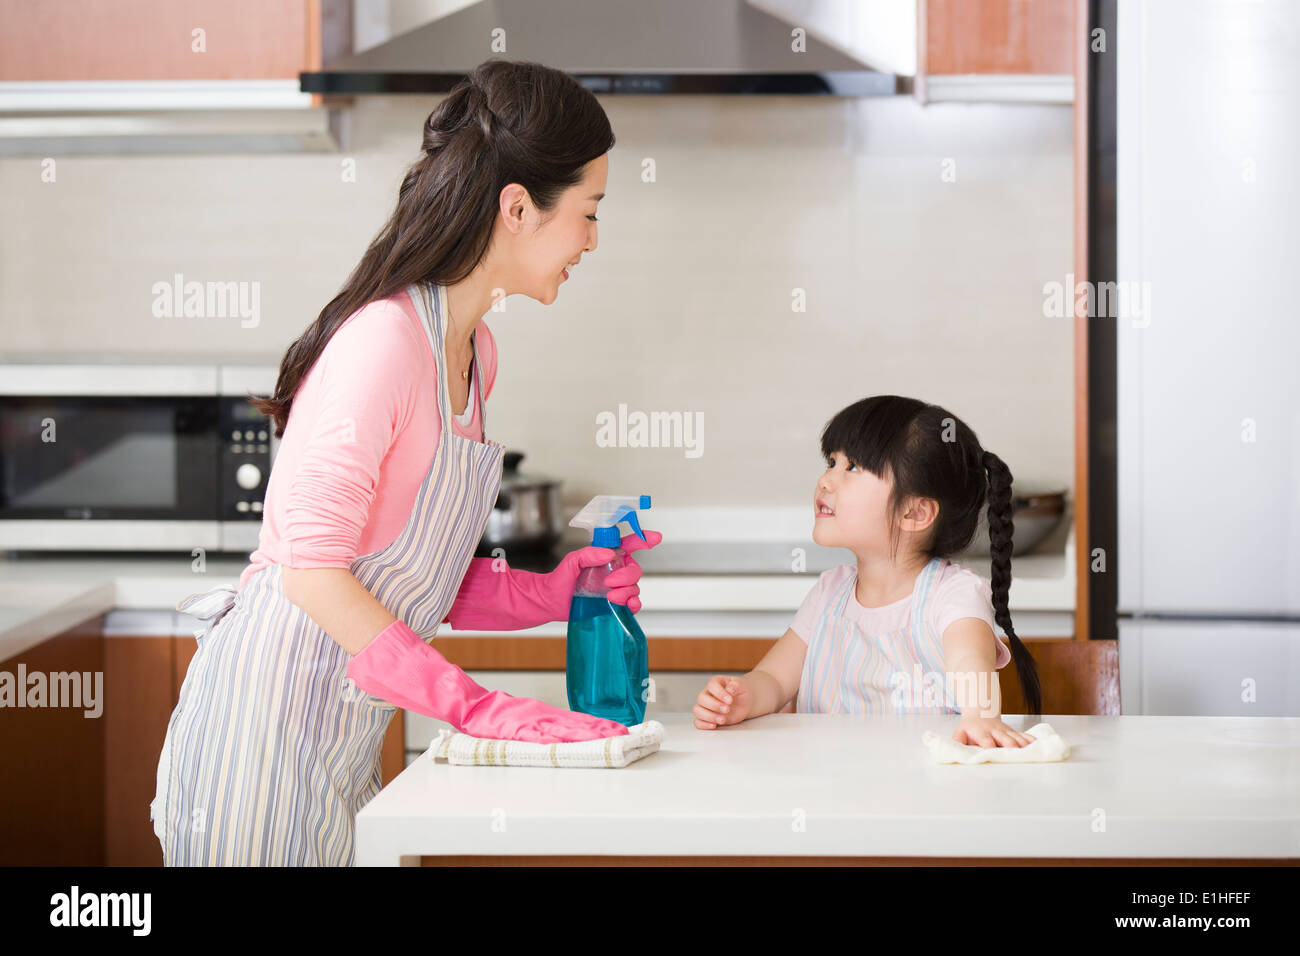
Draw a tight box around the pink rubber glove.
[444,529,663,631]
[345,617,629,742]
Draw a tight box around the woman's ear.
[497,182,530,234]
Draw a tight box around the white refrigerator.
[1116,0,1300,716]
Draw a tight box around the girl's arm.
[742,627,808,718]
[941,618,1001,718]
[942,618,1036,747]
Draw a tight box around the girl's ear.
[901,496,940,533]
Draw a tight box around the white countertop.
[355,711,1300,865]
[0,545,1076,662]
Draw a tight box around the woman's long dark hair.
[820,395,1043,718]
[251,60,615,436]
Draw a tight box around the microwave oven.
[0,360,279,553]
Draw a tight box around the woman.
[150,60,660,866]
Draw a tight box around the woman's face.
[510,153,607,305]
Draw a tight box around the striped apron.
[151,281,504,865]
[795,556,964,715]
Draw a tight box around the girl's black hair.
[820,395,1043,718]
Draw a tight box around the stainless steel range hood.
[301,0,906,96]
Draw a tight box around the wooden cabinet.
[103,635,173,866]
[1,611,404,866]
[921,0,1075,75]
[0,0,319,82]
[0,0,352,129]
[0,615,106,866]
[0,622,182,866]
[431,635,1120,716]
[916,0,1076,102]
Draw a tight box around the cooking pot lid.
[498,450,559,491]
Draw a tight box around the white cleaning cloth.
[922,722,1071,764]
[427,720,664,769]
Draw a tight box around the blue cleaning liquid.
[566,592,648,726]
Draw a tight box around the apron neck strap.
[408,281,456,428]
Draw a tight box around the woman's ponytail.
[982,450,1043,718]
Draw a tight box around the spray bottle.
[566,494,652,725]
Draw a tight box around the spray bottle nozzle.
[570,494,653,547]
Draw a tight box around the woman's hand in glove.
[599,529,661,614]
[444,530,663,630]
[346,618,629,742]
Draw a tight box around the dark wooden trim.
[1085,0,1119,642]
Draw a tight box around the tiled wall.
[0,93,1074,510]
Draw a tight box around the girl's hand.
[953,715,1037,748]
[694,675,752,729]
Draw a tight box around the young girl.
[694,395,1043,748]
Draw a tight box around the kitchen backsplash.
[0,94,1073,509]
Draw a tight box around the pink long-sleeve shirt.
[241,285,497,590]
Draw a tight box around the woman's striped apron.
[151,281,504,865]
[796,556,964,715]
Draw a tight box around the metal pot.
[960,488,1068,558]
[477,451,563,554]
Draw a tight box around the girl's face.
[511,153,607,305]
[812,448,897,554]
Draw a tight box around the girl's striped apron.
[151,281,504,865]
[796,556,964,715]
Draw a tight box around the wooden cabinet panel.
[921,0,1074,75]
[0,616,105,866]
[0,0,317,81]
[104,636,172,866]
[432,636,1118,715]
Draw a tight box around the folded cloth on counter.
[427,720,664,769]
[922,722,1071,764]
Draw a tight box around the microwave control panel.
[219,396,273,520]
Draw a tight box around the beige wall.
[0,93,1074,511]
